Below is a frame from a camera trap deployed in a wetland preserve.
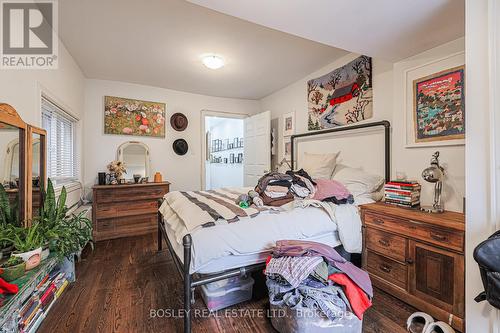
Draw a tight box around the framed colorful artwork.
[104,96,166,137]
[413,66,465,143]
[282,111,295,137]
[307,55,373,130]
[404,51,465,147]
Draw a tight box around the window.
[41,96,78,185]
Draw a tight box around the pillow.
[332,164,384,197]
[312,179,351,201]
[301,152,339,179]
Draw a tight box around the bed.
[157,120,391,333]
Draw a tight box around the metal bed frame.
[157,120,391,333]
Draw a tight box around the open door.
[243,111,271,186]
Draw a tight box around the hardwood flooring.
[39,233,416,333]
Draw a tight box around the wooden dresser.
[92,182,170,241]
[360,202,465,332]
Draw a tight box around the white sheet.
[165,221,341,274]
[163,204,355,274]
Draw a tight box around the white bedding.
[162,198,369,274]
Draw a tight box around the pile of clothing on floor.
[248,170,354,207]
[265,240,372,323]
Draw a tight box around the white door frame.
[200,109,248,190]
[465,1,500,332]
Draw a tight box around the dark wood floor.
[39,233,416,333]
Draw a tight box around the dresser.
[360,202,465,332]
[92,182,170,241]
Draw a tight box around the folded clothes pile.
[265,240,372,321]
[255,172,295,206]
[254,170,354,207]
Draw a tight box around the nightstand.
[360,202,465,332]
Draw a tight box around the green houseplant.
[0,183,21,259]
[37,179,93,260]
[0,256,26,282]
[1,223,44,270]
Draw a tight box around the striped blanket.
[159,187,274,236]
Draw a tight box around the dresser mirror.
[0,104,27,224]
[28,126,46,219]
[117,141,151,181]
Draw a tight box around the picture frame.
[282,112,295,137]
[283,136,292,159]
[104,96,166,137]
[404,51,465,147]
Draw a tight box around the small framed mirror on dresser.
[0,103,27,225]
[117,141,151,182]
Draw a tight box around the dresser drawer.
[95,200,158,219]
[366,228,407,262]
[95,185,169,203]
[94,214,156,241]
[364,212,464,252]
[366,250,407,289]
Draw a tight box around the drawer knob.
[378,239,390,247]
[373,218,384,225]
[431,233,448,242]
[405,258,414,265]
[379,264,392,273]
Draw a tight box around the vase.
[12,247,42,270]
[109,172,118,185]
[0,260,26,282]
[154,172,162,183]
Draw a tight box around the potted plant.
[37,179,93,260]
[0,256,26,282]
[107,160,126,184]
[1,223,44,270]
[0,183,21,259]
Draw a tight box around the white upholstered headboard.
[291,121,391,181]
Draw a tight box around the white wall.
[260,38,465,212]
[393,38,465,213]
[83,79,260,191]
[0,42,85,206]
[465,0,500,332]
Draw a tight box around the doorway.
[203,113,245,190]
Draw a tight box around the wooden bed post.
[183,234,193,333]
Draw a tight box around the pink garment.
[312,179,351,201]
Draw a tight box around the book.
[55,280,69,298]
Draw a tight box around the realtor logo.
[1,0,58,69]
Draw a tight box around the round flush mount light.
[202,55,224,70]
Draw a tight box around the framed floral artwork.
[104,96,166,137]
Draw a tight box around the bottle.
[154,172,162,183]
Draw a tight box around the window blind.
[41,97,78,185]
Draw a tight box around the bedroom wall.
[83,79,260,192]
[260,37,465,213]
[0,41,86,206]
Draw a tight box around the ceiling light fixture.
[202,55,224,70]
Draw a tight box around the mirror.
[117,141,151,181]
[0,121,24,225]
[31,132,42,218]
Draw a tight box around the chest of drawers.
[92,182,170,241]
[360,202,465,332]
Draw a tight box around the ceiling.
[188,0,465,62]
[58,0,348,100]
[59,0,464,100]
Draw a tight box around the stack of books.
[384,181,421,208]
[17,270,69,333]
